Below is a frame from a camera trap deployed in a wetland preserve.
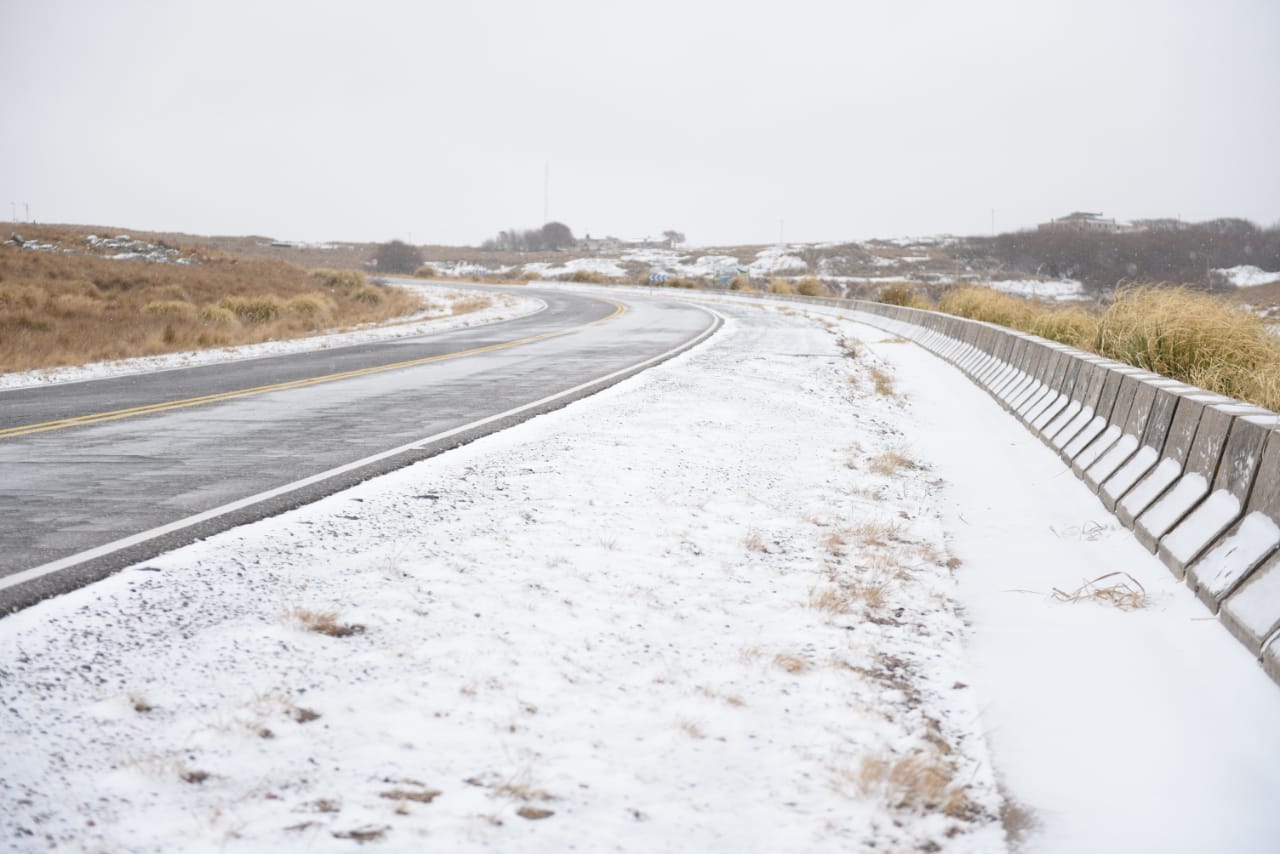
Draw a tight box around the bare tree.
[662,230,686,247]
[372,240,423,274]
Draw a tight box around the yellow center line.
[0,299,626,441]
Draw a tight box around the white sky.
[3,0,1278,246]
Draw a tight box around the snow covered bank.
[0,283,541,391]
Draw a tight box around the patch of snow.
[982,279,1086,301]
[525,257,629,279]
[1217,265,1280,288]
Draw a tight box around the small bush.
[520,269,543,281]
[287,293,333,316]
[198,305,237,325]
[349,286,383,306]
[143,300,196,319]
[219,295,283,323]
[877,281,928,308]
[768,279,796,295]
[308,268,366,292]
[413,265,440,279]
[794,277,830,297]
[557,270,609,284]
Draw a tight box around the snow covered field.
[2,294,1279,852]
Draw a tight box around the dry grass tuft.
[857,751,979,818]
[743,531,771,553]
[450,295,493,315]
[291,608,366,637]
[1051,571,1147,610]
[868,366,896,396]
[852,520,904,548]
[380,788,442,804]
[869,451,918,476]
[516,806,555,820]
[772,653,810,674]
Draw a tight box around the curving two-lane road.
[0,285,719,612]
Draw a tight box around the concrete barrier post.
[1133,405,1237,554]
[1098,384,1186,510]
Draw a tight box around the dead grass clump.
[380,788,442,804]
[516,806,555,820]
[877,281,930,309]
[219,295,284,323]
[557,270,609,284]
[852,520,904,548]
[286,293,333,316]
[308,268,366,291]
[773,653,810,674]
[858,752,979,818]
[291,608,366,637]
[451,295,493,315]
[869,451,917,476]
[795,277,830,297]
[414,264,439,279]
[744,531,771,553]
[768,279,796,295]
[1051,571,1147,610]
[809,585,855,615]
[869,366,895,396]
[143,300,195,320]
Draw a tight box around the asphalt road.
[0,285,719,612]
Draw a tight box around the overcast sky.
[3,0,1277,247]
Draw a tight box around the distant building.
[579,234,623,252]
[1038,211,1144,234]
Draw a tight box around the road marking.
[0,299,625,441]
[0,305,721,595]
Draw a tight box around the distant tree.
[663,230,686,247]
[479,222,576,252]
[539,221,576,250]
[372,239,423,274]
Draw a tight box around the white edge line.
[0,305,723,593]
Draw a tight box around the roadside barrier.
[727,289,1280,687]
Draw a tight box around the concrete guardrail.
[728,290,1280,686]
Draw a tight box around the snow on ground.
[0,283,542,391]
[0,304,1007,852]
[522,257,631,279]
[747,246,807,276]
[982,279,1086,301]
[1217,265,1280,288]
[3,293,1280,852]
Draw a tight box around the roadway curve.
[0,285,719,612]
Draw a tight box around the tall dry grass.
[931,284,1280,411]
[0,228,423,372]
[1095,286,1280,408]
